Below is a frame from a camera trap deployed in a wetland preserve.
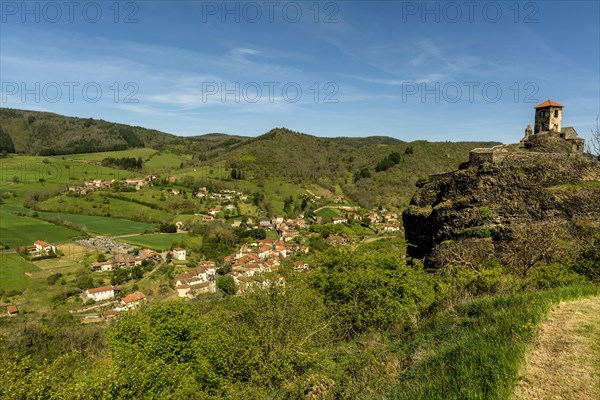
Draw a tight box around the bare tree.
[430,238,495,271]
[585,115,600,156]
[497,222,575,276]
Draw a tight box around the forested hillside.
[0,108,247,156]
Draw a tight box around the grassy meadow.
[373,284,600,400]
[315,207,342,220]
[0,254,40,290]
[36,192,173,222]
[0,210,82,248]
[34,211,155,236]
[116,233,202,251]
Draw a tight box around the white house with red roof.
[117,292,147,310]
[33,240,56,255]
[85,285,115,302]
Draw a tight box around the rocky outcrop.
[403,153,600,265]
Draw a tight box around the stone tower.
[534,100,563,133]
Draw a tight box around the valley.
[0,109,599,399]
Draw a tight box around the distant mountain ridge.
[0,108,496,157]
[0,109,501,207]
[0,108,256,156]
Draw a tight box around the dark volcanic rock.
[403,154,600,264]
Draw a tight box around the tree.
[353,168,371,182]
[111,268,130,285]
[0,126,15,153]
[498,222,572,276]
[310,249,434,338]
[160,223,177,233]
[586,116,600,156]
[430,238,495,270]
[574,232,600,282]
[75,273,94,290]
[375,152,401,172]
[132,265,144,280]
[216,275,236,295]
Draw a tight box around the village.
[5,185,403,322]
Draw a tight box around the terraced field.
[0,210,82,248]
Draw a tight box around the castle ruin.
[469,100,585,166]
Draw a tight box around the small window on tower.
[554,110,559,117]
[539,111,545,117]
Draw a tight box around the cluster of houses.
[80,285,147,320]
[175,261,217,298]
[67,176,153,195]
[195,188,248,202]
[365,208,399,225]
[92,249,158,272]
[194,204,238,221]
[226,238,309,292]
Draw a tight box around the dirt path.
[512,296,600,400]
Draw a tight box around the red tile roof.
[87,285,115,294]
[34,240,50,247]
[122,292,146,303]
[102,310,118,319]
[200,261,216,267]
[7,305,18,313]
[535,100,563,108]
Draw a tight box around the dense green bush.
[310,249,435,337]
[574,235,600,282]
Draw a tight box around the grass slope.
[35,211,155,236]
[373,285,600,400]
[0,254,40,290]
[0,210,82,248]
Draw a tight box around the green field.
[315,207,341,220]
[35,211,155,236]
[116,233,201,251]
[0,155,138,210]
[0,254,41,290]
[144,152,191,171]
[0,155,138,186]
[36,193,173,223]
[0,211,82,248]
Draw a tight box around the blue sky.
[1,1,599,144]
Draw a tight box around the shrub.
[526,263,586,289]
[460,226,492,238]
[415,175,429,188]
[573,238,600,282]
[47,272,63,285]
[216,275,236,295]
[311,249,435,337]
[479,207,492,221]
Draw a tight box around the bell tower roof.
[535,100,563,109]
